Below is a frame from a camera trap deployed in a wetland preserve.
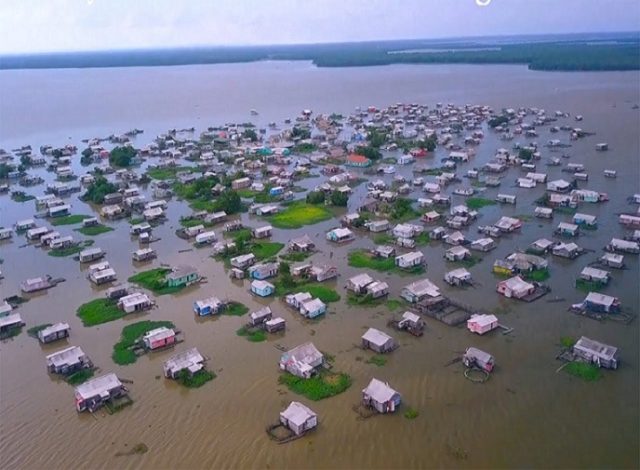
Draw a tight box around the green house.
[166,265,200,288]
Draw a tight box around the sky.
[0,0,638,54]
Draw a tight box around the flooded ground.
[0,62,638,469]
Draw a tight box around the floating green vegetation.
[373,233,395,245]
[366,355,387,367]
[275,281,340,303]
[223,302,249,317]
[449,256,481,268]
[10,191,35,202]
[278,371,352,401]
[236,326,267,342]
[575,278,605,292]
[414,232,431,246]
[348,250,395,271]
[387,198,420,222]
[524,268,550,282]
[147,166,197,180]
[128,217,145,225]
[77,298,125,326]
[75,224,114,236]
[560,336,576,348]
[252,242,284,260]
[177,368,215,388]
[112,320,175,365]
[347,293,385,307]
[279,251,312,262]
[128,268,185,295]
[386,299,403,311]
[223,228,252,240]
[48,241,93,257]
[26,323,52,338]
[269,202,333,229]
[51,214,91,226]
[465,197,496,210]
[179,218,214,228]
[564,362,603,382]
[65,369,95,385]
[404,407,419,420]
[0,325,23,340]
[293,143,317,153]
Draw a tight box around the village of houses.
[0,101,638,441]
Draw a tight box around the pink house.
[467,314,498,335]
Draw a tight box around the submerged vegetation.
[75,224,114,236]
[465,197,496,210]
[65,369,95,385]
[366,355,387,367]
[404,407,419,420]
[51,214,91,226]
[223,302,249,317]
[112,320,175,365]
[564,362,603,382]
[77,298,124,326]
[177,369,215,388]
[27,323,52,338]
[128,268,187,295]
[278,371,352,401]
[236,326,267,342]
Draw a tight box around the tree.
[214,190,242,214]
[0,163,12,178]
[420,137,437,152]
[82,176,118,204]
[109,146,137,168]
[242,129,258,142]
[368,128,387,148]
[291,126,311,140]
[356,145,382,161]
[306,191,326,205]
[330,191,349,207]
[279,261,296,288]
[519,148,534,161]
[488,115,510,128]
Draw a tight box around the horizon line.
[1,30,638,57]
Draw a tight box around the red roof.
[347,154,370,164]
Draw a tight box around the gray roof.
[362,378,399,403]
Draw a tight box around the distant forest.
[1,33,639,71]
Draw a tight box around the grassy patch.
[560,336,576,348]
[77,298,125,326]
[179,218,214,228]
[27,323,53,338]
[347,293,385,307]
[253,242,284,260]
[51,215,91,226]
[279,251,313,262]
[10,192,35,202]
[128,217,145,225]
[348,249,395,271]
[177,369,215,388]
[564,362,603,382]
[75,224,114,236]
[305,284,340,303]
[373,233,395,245]
[236,326,267,342]
[48,244,85,257]
[112,320,175,365]
[386,299,403,311]
[147,166,196,180]
[524,268,550,282]
[414,232,431,246]
[575,278,606,292]
[223,228,251,240]
[366,355,387,367]
[465,197,496,210]
[65,369,95,385]
[128,268,185,295]
[278,371,352,401]
[223,301,249,316]
[269,202,332,229]
[235,188,257,198]
[404,407,419,419]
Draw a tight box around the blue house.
[269,186,285,197]
[250,280,275,297]
[193,297,224,316]
[299,298,327,319]
[248,262,279,280]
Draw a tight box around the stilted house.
[38,322,70,344]
[397,311,425,336]
[163,347,205,379]
[299,298,327,319]
[279,342,324,378]
[142,327,176,350]
[444,268,472,286]
[117,292,153,313]
[279,402,318,436]
[362,378,401,414]
[572,337,618,369]
[401,278,441,303]
[467,314,498,335]
[250,280,275,297]
[193,296,225,316]
[347,273,374,294]
[361,328,397,353]
[46,346,91,375]
[496,276,535,299]
[462,347,495,372]
[74,373,127,412]
[249,306,273,327]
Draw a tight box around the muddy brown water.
[0,63,638,469]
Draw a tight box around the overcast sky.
[0,0,638,54]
